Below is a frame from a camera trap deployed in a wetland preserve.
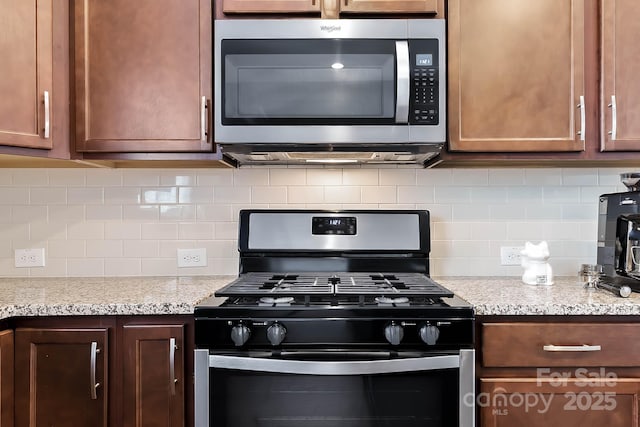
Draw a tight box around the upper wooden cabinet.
[0,0,70,157]
[222,0,321,14]
[74,0,213,153]
[448,0,587,153]
[339,0,439,14]
[601,0,640,151]
[219,0,441,18]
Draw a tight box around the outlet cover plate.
[15,248,46,268]
[500,246,524,266]
[177,248,207,268]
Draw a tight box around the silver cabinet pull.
[200,96,209,142]
[608,95,617,140]
[577,95,585,141]
[543,344,601,352]
[395,41,410,124]
[43,91,50,139]
[169,337,178,395]
[90,341,101,399]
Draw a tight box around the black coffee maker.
[597,173,640,290]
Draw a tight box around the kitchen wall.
[0,166,628,278]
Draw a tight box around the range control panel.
[409,39,439,125]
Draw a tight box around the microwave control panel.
[409,40,439,126]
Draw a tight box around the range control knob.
[230,324,251,347]
[384,322,404,346]
[419,324,440,345]
[267,323,287,346]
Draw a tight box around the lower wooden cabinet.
[14,327,109,427]
[480,378,640,426]
[0,330,13,427]
[13,316,193,427]
[122,324,185,427]
[480,320,640,426]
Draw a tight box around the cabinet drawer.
[483,323,640,367]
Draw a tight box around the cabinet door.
[0,330,13,427]
[222,0,321,13]
[340,0,439,14]
[0,0,53,149]
[480,378,640,426]
[75,0,213,152]
[122,325,185,427]
[601,0,640,151]
[14,328,108,427]
[448,0,586,152]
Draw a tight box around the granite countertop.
[0,276,235,319]
[1,275,640,319]
[437,276,640,316]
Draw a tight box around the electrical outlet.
[14,248,46,268]
[177,248,207,268]
[500,246,524,266]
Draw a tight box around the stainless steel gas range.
[195,210,475,427]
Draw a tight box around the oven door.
[195,349,474,427]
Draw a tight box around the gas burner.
[375,296,410,306]
[258,296,294,306]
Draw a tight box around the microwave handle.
[395,41,410,124]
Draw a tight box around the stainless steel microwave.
[214,19,446,166]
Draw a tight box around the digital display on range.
[312,216,357,235]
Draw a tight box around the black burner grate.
[215,272,453,299]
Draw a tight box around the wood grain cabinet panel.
[75,0,213,152]
[122,324,185,427]
[222,0,321,13]
[340,0,439,14]
[448,0,587,152]
[601,0,640,151]
[14,328,109,427]
[0,0,69,154]
[482,323,640,367]
[0,330,13,427]
[480,379,640,427]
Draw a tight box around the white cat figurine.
[520,241,554,286]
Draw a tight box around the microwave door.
[395,41,410,124]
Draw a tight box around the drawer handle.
[543,344,601,352]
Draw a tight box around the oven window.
[222,39,397,125]
[210,368,458,427]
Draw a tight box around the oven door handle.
[209,353,460,375]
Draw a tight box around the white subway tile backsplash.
[380,169,415,185]
[398,186,434,204]
[214,186,251,204]
[361,186,396,203]
[307,169,343,186]
[324,186,361,203]
[525,168,563,185]
[86,240,123,258]
[123,240,159,258]
[159,205,196,221]
[123,205,160,221]
[86,205,123,221]
[270,169,307,186]
[288,186,324,204]
[343,169,378,186]
[0,167,626,277]
[141,223,178,240]
[252,186,287,204]
[0,188,29,205]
